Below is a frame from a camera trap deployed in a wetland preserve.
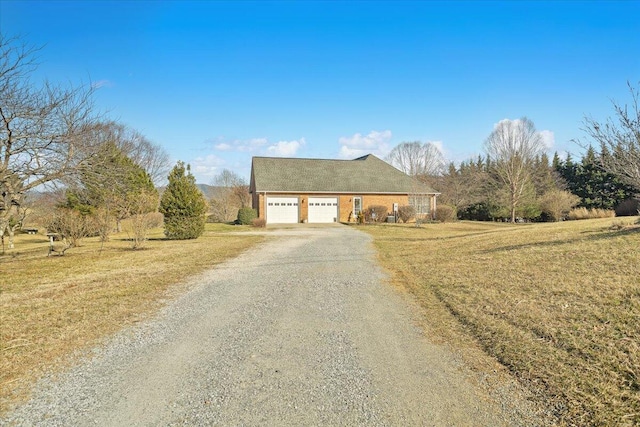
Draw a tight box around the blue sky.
[2,1,639,183]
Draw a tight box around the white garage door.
[266,197,299,224]
[308,197,338,223]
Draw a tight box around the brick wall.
[253,193,266,220]
[339,194,410,222]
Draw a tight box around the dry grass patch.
[568,207,616,220]
[364,218,640,426]
[0,223,263,414]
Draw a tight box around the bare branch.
[386,141,445,177]
[580,82,640,192]
[483,117,546,222]
[1,33,99,244]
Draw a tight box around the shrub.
[539,189,581,221]
[458,202,496,221]
[145,212,164,229]
[397,205,416,223]
[159,162,207,239]
[615,198,640,217]
[365,205,388,223]
[435,204,456,222]
[567,207,616,220]
[208,197,236,223]
[252,218,266,228]
[237,207,257,225]
[46,208,97,247]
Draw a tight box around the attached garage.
[250,155,440,224]
[266,197,299,224]
[308,197,338,223]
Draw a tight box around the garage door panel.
[267,197,298,223]
[308,197,338,223]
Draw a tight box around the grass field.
[0,224,264,414]
[365,218,639,426]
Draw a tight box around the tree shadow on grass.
[481,226,639,254]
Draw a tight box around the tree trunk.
[8,225,16,249]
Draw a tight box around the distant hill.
[156,184,223,198]
[28,184,224,200]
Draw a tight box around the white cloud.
[211,137,268,152]
[244,138,268,152]
[493,118,517,130]
[267,138,305,157]
[338,130,392,159]
[539,130,555,149]
[190,154,226,181]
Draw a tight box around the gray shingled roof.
[250,154,438,194]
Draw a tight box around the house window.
[409,196,431,215]
[353,196,362,216]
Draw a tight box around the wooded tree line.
[1,34,208,250]
[395,83,640,223]
[433,147,638,222]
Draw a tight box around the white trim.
[353,196,362,217]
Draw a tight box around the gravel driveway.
[3,226,543,426]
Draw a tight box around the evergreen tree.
[65,142,158,238]
[557,147,635,210]
[532,153,560,196]
[159,161,207,239]
[551,152,562,170]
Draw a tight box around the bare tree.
[45,207,97,248]
[124,189,160,249]
[386,141,445,177]
[1,34,98,248]
[82,121,170,185]
[209,169,250,222]
[484,117,546,223]
[580,82,640,192]
[0,202,29,254]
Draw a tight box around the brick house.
[249,154,439,224]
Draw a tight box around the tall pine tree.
[556,147,635,210]
[160,161,207,239]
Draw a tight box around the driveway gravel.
[2,226,547,426]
